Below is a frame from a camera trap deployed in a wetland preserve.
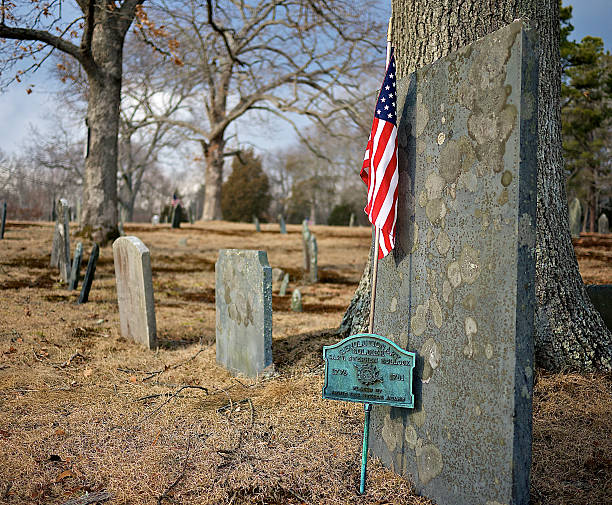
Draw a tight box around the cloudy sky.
[0,0,610,156]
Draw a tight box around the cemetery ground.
[0,221,610,505]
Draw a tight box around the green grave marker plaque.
[323,333,415,408]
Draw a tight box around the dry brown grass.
[0,221,610,505]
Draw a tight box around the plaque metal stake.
[359,16,392,494]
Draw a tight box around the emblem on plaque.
[354,363,382,386]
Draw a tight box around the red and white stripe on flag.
[360,50,399,259]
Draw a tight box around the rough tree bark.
[0,1,143,245]
[202,135,226,221]
[340,0,611,372]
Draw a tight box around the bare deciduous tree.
[144,0,382,220]
[0,0,145,243]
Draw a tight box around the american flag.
[360,50,398,259]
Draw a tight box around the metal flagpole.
[360,15,393,496]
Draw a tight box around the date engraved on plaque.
[322,333,416,408]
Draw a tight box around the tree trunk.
[341,0,611,371]
[202,135,225,220]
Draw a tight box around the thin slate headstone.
[291,288,302,312]
[369,21,538,505]
[569,197,582,237]
[0,201,6,239]
[278,214,287,234]
[171,204,182,229]
[215,249,273,377]
[598,213,609,234]
[189,201,195,224]
[51,198,57,222]
[279,273,289,296]
[113,236,157,349]
[302,220,311,272]
[308,234,318,283]
[349,212,355,227]
[78,243,99,304]
[68,242,83,291]
[254,216,261,232]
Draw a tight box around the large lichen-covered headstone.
[113,236,157,349]
[568,197,582,237]
[215,249,273,377]
[369,21,538,505]
[598,213,609,234]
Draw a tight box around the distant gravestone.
[215,249,273,377]
[278,214,287,234]
[113,237,157,349]
[568,197,582,237]
[171,204,182,229]
[308,234,318,283]
[68,242,83,291]
[51,199,71,283]
[302,220,311,272]
[151,214,160,226]
[279,273,289,296]
[189,201,196,224]
[349,212,355,227]
[78,243,99,304]
[254,216,261,232]
[0,201,6,239]
[368,21,538,505]
[291,288,302,312]
[598,213,609,234]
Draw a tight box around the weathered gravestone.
[68,242,83,291]
[302,220,311,272]
[598,213,609,234]
[568,197,582,237]
[368,21,538,505]
[0,201,6,239]
[215,249,273,377]
[349,212,356,227]
[78,243,99,304]
[278,214,287,234]
[279,273,289,296]
[113,237,157,349]
[50,199,71,282]
[254,216,261,232]
[308,234,318,283]
[291,288,302,312]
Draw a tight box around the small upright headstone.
[569,197,582,237]
[254,216,261,232]
[302,220,311,272]
[0,201,6,239]
[278,214,287,234]
[349,212,355,227]
[291,288,302,312]
[151,214,160,226]
[78,243,99,304]
[68,242,83,291]
[598,213,609,234]
[215,249,273,377]
[308,234,318,283]
[171,204,182,229]
[189,202,196,224]
[113,236,157,349]
[279,273,289,296]
[51,199,71,282]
